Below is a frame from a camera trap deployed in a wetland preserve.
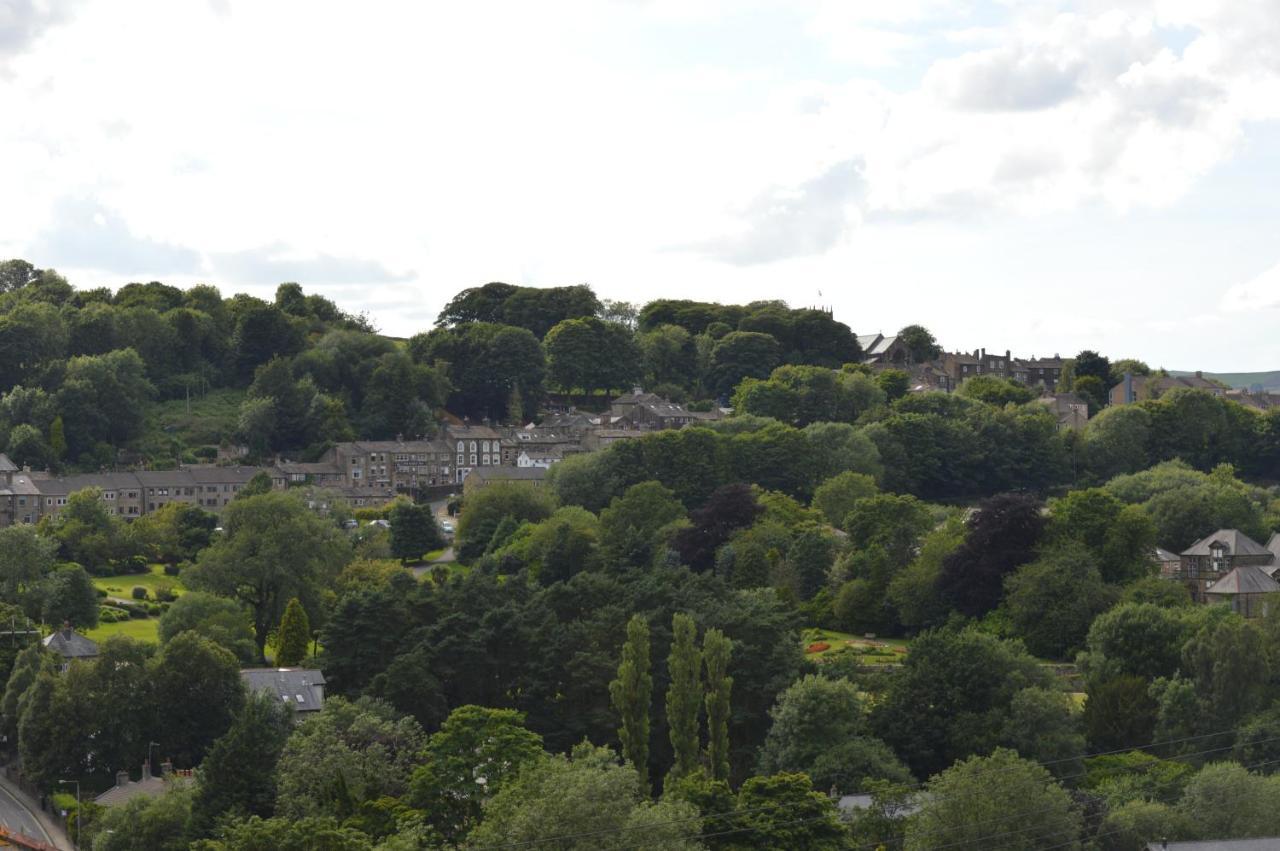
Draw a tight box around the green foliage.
[275,696,427,820]
[702,627,733,782]
[151,631,246,766]
[40,563,100,628]
[544,316,640,395]
[88,784,195,851]
[666,613,703,783]
[408,705,545,841]
[599,481,686,570]
[730,772,849,850]
[275,598,311,666]
[158,592,256,664]
[610,615,653,782]
[957,374,1036,406]
[409,321,545,421]
[456,482,555,560]
[1004,544,1119,659]
[190,690,294,836]
[905,748,1083,850]
[185,491,350,659]
[387,500,443,562]
[811,471,878,528]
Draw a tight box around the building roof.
[1206,564,1280,596]
[1182,529,1272,558]
[867,335,898,356]
[856,334,883,352]
[42,626,99,659]
[275,461,344,476]
[135,470,197,487]
[468,466,547,484]
[241,668,326,712]
[0,453,17,473]
[184,465,263,484]
[1155,547,1181,562]
[94,770,194,807]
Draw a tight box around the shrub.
[99,606,127,623]
[127,606,148,620]
[154,583,177,603]
[131,586,148,600]
[163,563,183,577]
[95,588,108,598]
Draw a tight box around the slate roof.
[1206,564,1280,596]
[42,627,99,659]
[467,467,547,483]
[1154,547,1181,562]
[241,668,326,712]
[867,335,897,356]
[0,453,16,472]
[94,772,194,807]
[1181,529,1272,558]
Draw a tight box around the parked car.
[440,520,454,534]
[370,518,391,528]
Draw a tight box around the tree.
[896,324,941,363]
[55,348,156,456]
[544,316,639,396]
[151,631,245,766]
[132,501,218,565]
[89,784,194,851]
[708,331,781,398]
[0,525,56,605]
[875,369,910,401]
[40,564,99,628]
[873,628,1052,778]
[189,691,295,836]
[811,471,878,528]
[388,500,443,563]
[409,705,544,841]
[1073,350,1112,386]
[455,481,555,561]
[758,675,908,793]
[730,773,849,851]
[610,615,653,781]
[1004,544,1118,659]
[1083,675,1158,751]
[666,613,702,783]
[786,527,837,601]
[2,642,54,744]
[905,749,1082,850]
[275,697,427,820]
[957,375,1035,407]
[466,743,702,850]
[158,593,256,664]
[1077,603,1198,686]
[672,484,763,572]
[185,491,350,660]
[408,322,545,421]
[599,481,686,570]
[275,598,311,666]
[702,628,733,783]
[1000,686,1085,777]
[938,492,1044,617]
[1179,761,1280,839]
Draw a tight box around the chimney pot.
[116,770,130,788]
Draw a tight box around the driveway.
[0,771,70,850]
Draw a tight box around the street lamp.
[57,779,79,849]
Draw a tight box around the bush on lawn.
[131,587,148,600]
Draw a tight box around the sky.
[3,0,1280,371]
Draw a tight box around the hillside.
[1171,369,1280,390]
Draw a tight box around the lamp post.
[57,779,79,849]
[148,740,160,774]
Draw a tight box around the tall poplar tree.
[666,613,703,782]
[609,614,652,781]
[702,628,733,781]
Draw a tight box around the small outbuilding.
[42,624,98,668]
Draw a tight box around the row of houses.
[1159,528,1280,617]
[857,334,1068,394]
[0,389,726,526]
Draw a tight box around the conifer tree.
[703,627,733,781]
[609,614,652,782]
[275,597,310,666]
[666,613,703,782]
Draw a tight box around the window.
[352,470,362,480]
[457,454,465,465]
[469,441,477,452]
[456,441,464,451]
[470,454,478,465]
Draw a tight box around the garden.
[87,564,187,644]
[802,628,910,665]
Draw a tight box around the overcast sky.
[3,0,1280,371]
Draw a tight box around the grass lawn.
[86,617,160,644]
[423,548,446,562]
[802,628,909,665]
[93,564,186,601]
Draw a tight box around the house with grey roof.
[1174,530,1276,603]
[43,624,99,670]
[94,762,193,808]
[240,667,326,716]
[462,465,547,495]
[1205,564,1280,618]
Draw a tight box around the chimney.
[161,761,173,777]
[142,760,152,781]
[116,770,130,788]
[61,620,72,640]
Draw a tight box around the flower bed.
[805,641,831,653]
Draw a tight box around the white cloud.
[1222,261,1280,312]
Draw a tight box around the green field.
[85,617,160,643]
[93,564,186,601]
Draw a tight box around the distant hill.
[1171,370,1280,390]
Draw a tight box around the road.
[0,776,64,850]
